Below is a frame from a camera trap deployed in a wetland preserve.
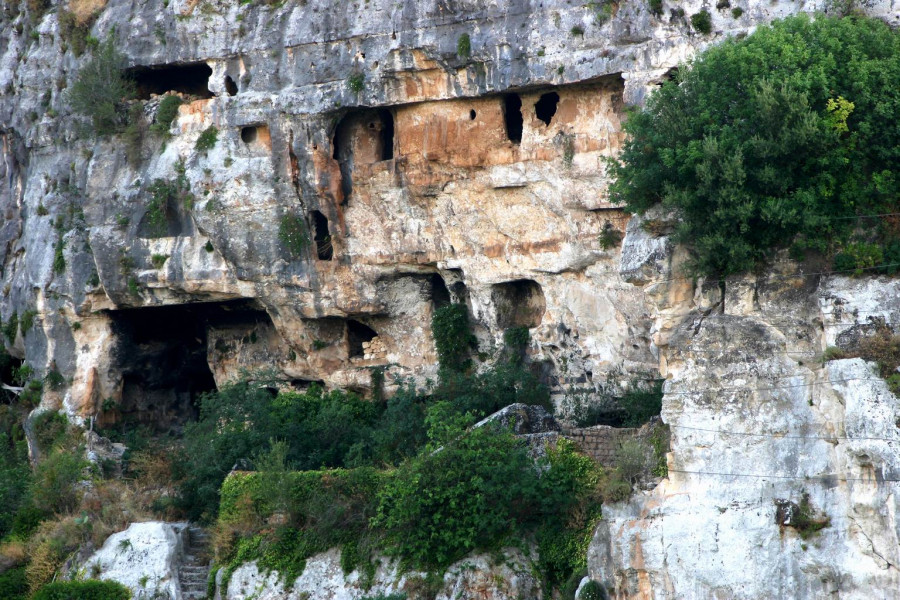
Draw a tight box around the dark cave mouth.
[106,299,271,430]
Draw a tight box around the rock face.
[589,272,900,599]
[81,521,186,599]
[4,0,900,597]
[219,547,542,600]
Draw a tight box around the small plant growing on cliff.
[68,37,135,135]
[150,254,169,269]
[195,125,219,152]
[690,9,712,34]
[731,6,743,17]
[151,95,183,137]
[347,73,365,94]
[598,222,622,250]
[278,213,310,258]
[648,0,663,16]
[53,234,66,275]
[456,33,471,59]
[570,24,585,36]
[19,310,37,334]
[2,313,18,343]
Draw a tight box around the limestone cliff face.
[3,0,900,597]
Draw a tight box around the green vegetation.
[151,95,184,136]
[195,125,219,152]
[731,6,743,17]
[68,37,135,136]
[792,492,831,539]
[456,33,471,59]
[145,159,194,237]
[690,9,712,33]
[150,254,169,269]
[53,233,66,275]
[570,25,585,36]
[648,0,663,16]
[19,310,37,335]
[278,213,310,258]
[348,73,365,94]
[3,313,19,343]
[611,15,900,277]
[0,567,28,599]
[431,303,476,373]
[31,580,131,600]
[597,222,622,250]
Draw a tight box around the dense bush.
[31,580,131,600]
[0,566,27,600]
[431,303,477,373]
[611,15,900,277]
[373,425,542,570]
[195,125,218,152]
[68,37,135,135]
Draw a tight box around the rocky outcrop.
[81,521,186,599]
[3,0,895,427]
[588,268,900,599]
[4,0,900,597]
[218,546,542,600]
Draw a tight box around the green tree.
[68,37,135,135]
[610,15,900,277]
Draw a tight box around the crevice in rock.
[534,91,560,126]
[127,63,214,100]
[429,273,451,308]
[491,279,545,329]
[310,209,333,260]
[502,93,524,144]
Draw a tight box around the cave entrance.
[502,94,523,144]
[491,279,546,329]
[107,300,264,431]
[224,75,238,96]
[347,320,377,359]
[127,63,214,100]
[535,92,560,126]
[332,108,395,202]
[310,210,333,260]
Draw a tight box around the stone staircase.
[179,526,211,600]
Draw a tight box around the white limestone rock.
[82,522,186,600]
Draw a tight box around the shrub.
[620,380,663,427]
[151,95,183,136]
[571,25,585,36]
[731,6,743,17]
[68,37,134,135]
[580,580,606,600]
[456,33,471,59]
[690,10,712,34]
[0,566,27,600]
[648,0,663,15]
[610,15,900,277]
[2,313,18,343]
[31,580,131,600]
[832,242,883,275]
[431,303,476,373]
[19,309,37,334]
[195,125,218,152]
[348,73,365,94]
[373,426,543,570]
[278,213,309,258]
[122,104,145,168]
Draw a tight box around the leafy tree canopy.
[611,15,900,276]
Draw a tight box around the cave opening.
[224,75,238,96]
[127,62,214,100]
[502,93,523,144]
[332,108,396,202]
[429,274,451,308]
[241,126,257,143]
[377,109,395,160]
[107,300,266,431]
[310,210,333,260]
[491,279,546,329]
[535,92,560,126]
[347,320,377,358]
